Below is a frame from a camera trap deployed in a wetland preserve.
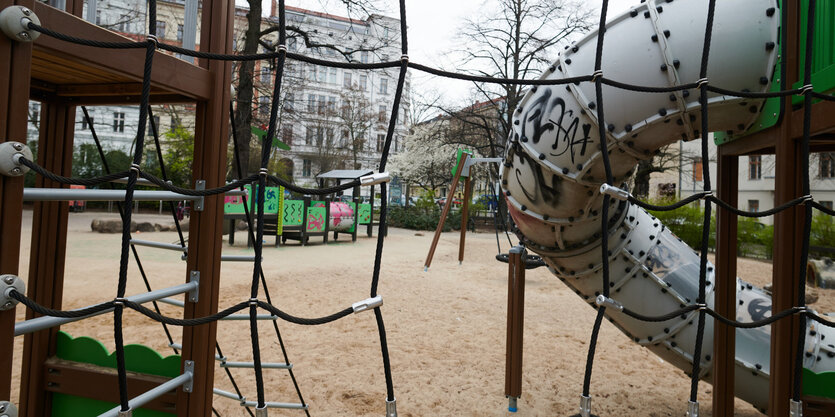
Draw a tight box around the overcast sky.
[239,0,638,107]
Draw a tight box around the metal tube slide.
[14,281,199,336]
[501,0,835,411]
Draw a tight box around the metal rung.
[213,388,246,402]
[98,361,194,417]
[130,239,186,252]
[241,401,308,410]
[158,297,185,307]
[220,361,292,369]
[220,255,257,262]
[169,343,225,361]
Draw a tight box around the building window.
[113,112,125,132]
[96,10,101,25]
[379,78,388,94]
[820,153,835,178]
[282,126,293,145]
[359,75,368,90]
[118,15,130,33]
[81,115,93,130]
[302,159,312,177]
[378,105,387,123]
[305,126,314,145]
[170,116,180,130]
[156,21,166,39]
[327,97,336,113]
[748,200,759,213]
[343,72,352,87]
[147,115,160,135]
[288,37,297,51]
[749,155,762,180]
[692,157,703,182]
[360,51,369,64]
[316,66,327,83]
[307,94,317,112]
[376,133,385,152]
[177,24,184,41]
[318,94,327,113]
[820,201,834,210]
[261,67,271,83]
[259,95,271,116]
[329,68,337,84]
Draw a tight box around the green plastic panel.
[803,368,835,399]
[357,203,371,225]
[306,206,326,232]
[347,202,357,232]
[283,200,304,226]
[311,200,326,208]
[53,331,180,416]
[451,149,473,178]
[794,0,835,105]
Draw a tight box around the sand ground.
[9,209,835,416]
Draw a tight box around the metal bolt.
[12,143,23,151]
[21,7,30,16]
[10,167,21,175]
[2,302,13,309]
[3,276,14,285]
[18,32,30,41]
[0,403,6,412]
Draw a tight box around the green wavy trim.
[803,368,835,399]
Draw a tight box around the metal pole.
[241,401,308,410]
[22,188,244,202]
[14,281,199,336]
[98,363,194,417]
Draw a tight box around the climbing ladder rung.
[241,400,308,410]
[169,343,225,361]
[220,255,257,262]
[221,361,292,369]
[158,297,185,307]
[157,299,276,321]
[213,388,246,402]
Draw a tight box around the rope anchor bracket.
[187,271,199,303]
[0,6,40,42]
[0,400,19,417]
[0,141,33,177]
[193,180,205,211]
[0,274,25,311]
[360,172,391,186]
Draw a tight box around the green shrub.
[388,205,463,232]
[648,199,715,251]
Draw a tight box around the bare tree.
[337,84,376,169]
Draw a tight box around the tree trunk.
[232,0,262,177]
[634,158,654,198]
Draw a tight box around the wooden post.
[713,149,738,417]
[177,0,234,414]
[0,0,35,402]
[458,176,472,264]
[770,1,803,415]
[352,185,359,242]
[505,246,525,412]
[368,184,374,237]
[424,153,468,271]
[301,195,310,246]
[323,197,330,244]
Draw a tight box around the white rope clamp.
[696,78,709,88]
[595,295,624,311]
[360,172,391,186]
[599,183,630,201]
[113,297,127,306]
[799,84,814,96]
[400,54,409,63]
[276,44,287,53]
[130,163,141,173]
[695,303,708,311]
[146,34,158,48]
[259,168,268,177]
[802,194,814,203]
[352,295,383,314]
[698,190,714,199]
[591,70,603,82]
[249,298,259,306]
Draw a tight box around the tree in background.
[390,119,458,192]
[338,84,375,169]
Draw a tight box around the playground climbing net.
[3,0,835,416]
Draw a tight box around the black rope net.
[9,0,835,415]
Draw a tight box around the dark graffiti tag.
[513,149,562,206]
[520,88,594,164]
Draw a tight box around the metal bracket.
[352,295,383,313]
[579,395,592,417]
[686,400,699,417]
[188,271,199,303]
[0,401,19,417]
[360,172,391,186]
[0,274,25,311]
[594,295,623,311]
[789,399,803,417]
[0,142,33,177]
[182,360,194,393]
[462,157,503,177]
[194,180,205,211]
[255,406,268,417]
[599,183,630,201]
[386,397,397,417]
[117,409,132,417]
[0,6,40,42]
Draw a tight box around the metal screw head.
[10,167,21,175]
[3,276,14,285]
[0,403,6,412]
[18,32,30,41]
[12,143,22,151]
[21,7,30,16]
[2,302,12,309]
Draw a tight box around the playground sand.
[10,209,835,416]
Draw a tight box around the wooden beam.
[424,153,468,271]
[712,148,738,417]
[18,99,74,417]
[770,0,804,415]
[43,358,178,413]
[176,0,234,414]
[31,2,211,101]
[504,246,525,407]
[791,101,835,139]
[458,176,472,264]
[0,0,35,402]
